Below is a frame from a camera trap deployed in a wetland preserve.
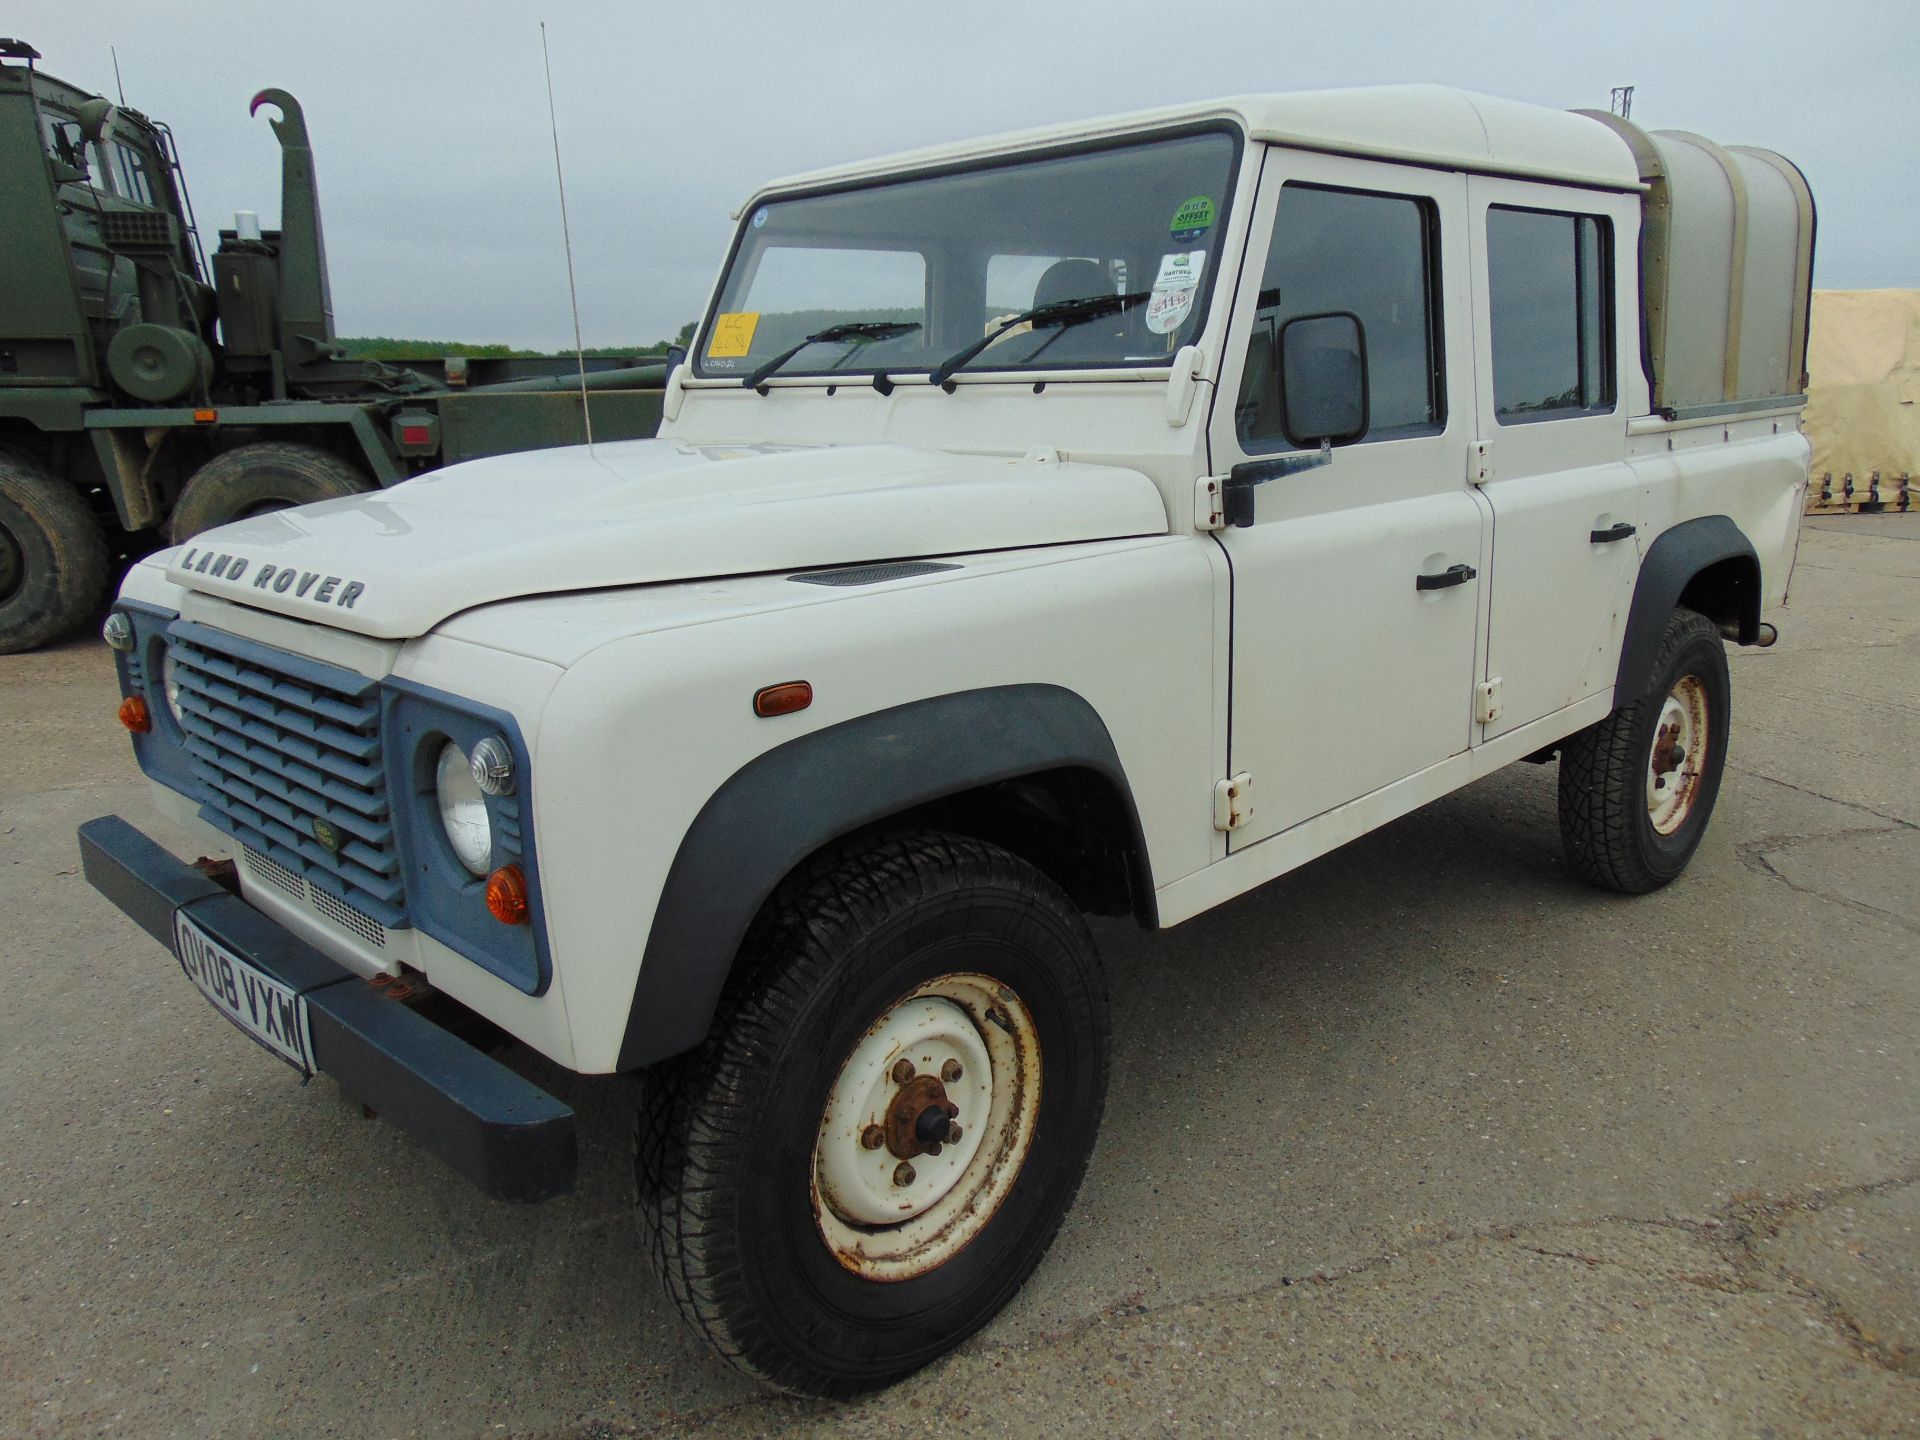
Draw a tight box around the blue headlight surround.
[110,600,202,801]
[381,678,551,997]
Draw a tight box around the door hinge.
[1213,772,1253,831]
[1194,475,1225,531]
[1475,678,1503,725]
[1467,439,1495,486]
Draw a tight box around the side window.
[109,141,157,207]
[1236,183,1443,450]
[1487,207,1614,422]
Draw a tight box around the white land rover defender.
[83,87,1814,1395]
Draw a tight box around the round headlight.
[435,740,493,877]
[160,647,185,727]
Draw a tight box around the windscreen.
[696,128,1241,381]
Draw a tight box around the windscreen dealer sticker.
[1146,250,1205,335]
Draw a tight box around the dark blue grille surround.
[167,620,408,927]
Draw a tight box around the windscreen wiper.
[927,291,1148,389]
[744,321,921,391]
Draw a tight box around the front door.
[1211,150,1486,849]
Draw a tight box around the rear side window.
[1487,207,1614,422]
[1236,183,1443,450]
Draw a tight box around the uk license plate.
[174,912,314,1076]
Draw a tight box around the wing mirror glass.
[1279,311,1369,447]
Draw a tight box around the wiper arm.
[743,320,921,391]
[927,291,1147,389]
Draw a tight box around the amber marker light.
[192,408,218,424]
[117,695,152,734]
[753,681,813,718]
[485,864,530,926]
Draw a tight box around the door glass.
[1236,183,1443,450]
[1487,207,1614,422]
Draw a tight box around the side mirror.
[663,342,688,375]
[1279,311,1368,447]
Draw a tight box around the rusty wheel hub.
[812,974,1043,1281]
[884,1074,963,1159]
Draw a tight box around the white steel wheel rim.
[1647,675,1709,835]
[812,973,1041,1282]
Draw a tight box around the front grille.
[241,844,388,947]
[170,621,406,928]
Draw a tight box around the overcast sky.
[19,0,1914,351]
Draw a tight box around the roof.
[751,85,1642,207]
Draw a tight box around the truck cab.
[82,85,1813,1397]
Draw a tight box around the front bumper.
[78,815,577,1203]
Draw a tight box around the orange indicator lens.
[117,695,152,733]
[753,681,813,718]
[485,864,530,925]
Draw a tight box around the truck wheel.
[169,442,372,543]
[636,832,1110,1397]
[0,454,109,654]
[1559,607,1730,894]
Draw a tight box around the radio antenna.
[110,45,126,105]
[540,21,593,448]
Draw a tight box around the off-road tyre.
[0,453,110,654]
[1559,606,1730,893]
[636,832,1111,1397]
[169,442,372,543]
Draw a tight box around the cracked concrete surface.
[2,514,1916,1438]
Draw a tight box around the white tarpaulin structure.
[1804,289,1920,510]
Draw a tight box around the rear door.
[1466,179,1644,738]
[1211,150,1487,847]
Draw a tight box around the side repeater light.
[485,864,530,926]
[753,681,813,718]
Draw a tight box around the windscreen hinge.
[1194,475,1225,531]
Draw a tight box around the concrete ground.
[2,515,1915,1439]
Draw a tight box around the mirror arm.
[1220,440,1333,528]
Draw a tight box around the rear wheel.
[1559,607,1730,893]
[636,832,1110,1397]
[169,442,372,543]
[0,453,109,654]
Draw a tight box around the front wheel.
[1559,606,1731,893]
[636,833,1110,1397]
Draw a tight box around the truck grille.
[169,621,407,927]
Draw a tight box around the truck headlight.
[435,740,493,876]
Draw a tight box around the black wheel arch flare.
[1614,514,1760,701]
[616,684,1152,1071]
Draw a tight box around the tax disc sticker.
[752,207,769,228]
[1169,195,1216,243]
[1146,250,1206,335]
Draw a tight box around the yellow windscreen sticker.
[708,312,760,358]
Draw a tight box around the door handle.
[1590,521,1637,544]
[1415,563,1477,591]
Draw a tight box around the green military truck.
[0,38,666,652]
